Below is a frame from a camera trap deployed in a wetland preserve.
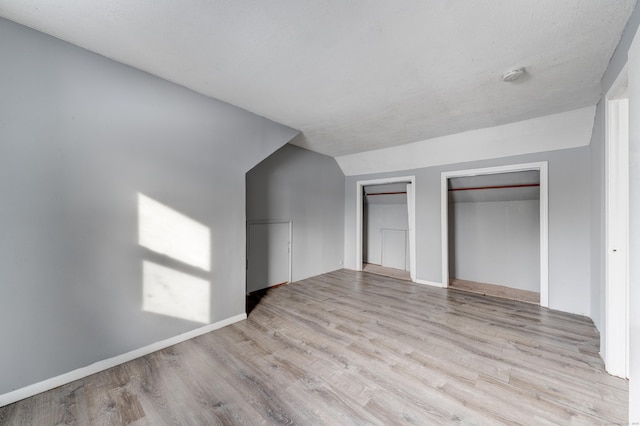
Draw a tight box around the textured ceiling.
[0,1,635,157]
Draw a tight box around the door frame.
[441,162,549,307]
[604,63,629,379]
[246,220,292,292]
[355,175,416,281]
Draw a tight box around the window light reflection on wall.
[138,193,211,271]
[142,261,210,324]
[138,193,212,324]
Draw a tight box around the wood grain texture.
[0,269,627,425]
[449,277,540,304]
[362,263,411,281]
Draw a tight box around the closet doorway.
[363,183,410,280]
[356,176,416,281]
[441,163,548,307]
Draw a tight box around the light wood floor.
[0,270,627,425]
[449,277,540,304]
[362,263,411,281]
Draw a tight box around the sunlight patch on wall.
[138,193,211,271]
[142,261,210,324]
[138,193,212,323]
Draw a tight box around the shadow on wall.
[137,193,211,324]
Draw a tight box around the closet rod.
[448,183,540,192]
[365,191,407,196]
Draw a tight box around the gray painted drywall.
[364,201,409,270]
[246,144,345,282]
[0,17,297,395]
[450,200,540,292]
[589,4,640,421]
[345,147,591,316]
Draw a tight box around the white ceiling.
[0,1,635,157]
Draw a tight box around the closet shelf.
[448,183,539,192]
[365,191,407,196]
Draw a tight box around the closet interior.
[447,171,541,303]
[362,183,411,280]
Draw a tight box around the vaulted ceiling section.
[0,1,636,156]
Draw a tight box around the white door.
[247,222,290,293]
[381,229,407,270]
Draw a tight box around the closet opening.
[355,176,416,282]
[363,183,410,281]
[441,163,548,307]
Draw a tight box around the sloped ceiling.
[0,1,636,157]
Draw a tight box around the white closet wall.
[448,171,541,292]
[365,202,409,269]
[451,199,540,292]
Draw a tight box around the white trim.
[441,173,449,289]
[406,183,417,281]
[0,313,246,408]
[604,63,630,379]
[355,176,416,281]
[539,163,549,307]
[414,278,446,288]
[441,162,549,307]
[627,26,640,424]
[247,220,293,288]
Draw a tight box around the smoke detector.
[502,67,526,82]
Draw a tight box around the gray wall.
[450,200,540,292]
[345,147,591,316]
[0,18,297,395]
[365,202,409,269]
[246,144,345,282]
[590,4,640,421]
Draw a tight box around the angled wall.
[336,107,595,176]
[0,17,297,398]
[246,144,345,282]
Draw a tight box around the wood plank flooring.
[0,269,628,425]
[362,263,411,281]
[449,277,540,304]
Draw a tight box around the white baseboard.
[0,313,247,408]
[414,278,446,288]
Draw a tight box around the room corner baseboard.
[414,278,445,288]
[0,313,247,408]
